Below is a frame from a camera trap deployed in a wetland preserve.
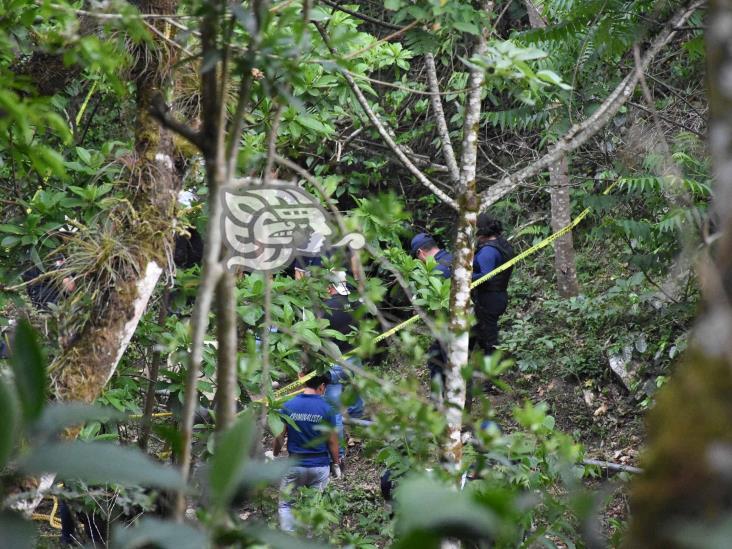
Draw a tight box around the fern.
[484,107,552,131]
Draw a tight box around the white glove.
[331,464,342,479]
[264,450,275,461]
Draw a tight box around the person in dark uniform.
[321,270,364,459]
[471,214,514,357]
[410,233,452,392]
[410,233,452,278]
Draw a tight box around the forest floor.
[245,357,646,547]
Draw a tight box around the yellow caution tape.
[260,179,620,403]
[32,495,62,530]
[128,411,174,420]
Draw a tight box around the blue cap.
[410,233,434,255]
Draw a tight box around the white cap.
[329,270,350,295]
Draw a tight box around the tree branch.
[318,0,401,30]
[314,22,458,210]
[150,93,205,151]
[478,0,705,211]
[425,52,461,185]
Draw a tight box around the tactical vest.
[475,236,515,293]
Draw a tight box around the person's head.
[327,270,350,296]
[476,214,503,240]
[303,372,330,394]
[410,233,440,262]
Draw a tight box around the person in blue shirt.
[410,233,452,394]
[410,233,452,278]
[471,214,515,357]
[273,373,341,532]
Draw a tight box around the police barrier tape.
[265,179,621,402]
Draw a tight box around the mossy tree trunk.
[51,0,181,403]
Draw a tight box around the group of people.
[273,213,514,532]
[410,213,514,393]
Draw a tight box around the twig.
[149,93,204,150]
[318,0,401,30]
[583,458,643,475]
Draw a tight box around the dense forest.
[1,0,731,547]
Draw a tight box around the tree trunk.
[51,0,181,403]
[524,0,580,298]
[214,271,238,431]
[549,155,580,297]
[443,24,489,470]
[625,2,732,546]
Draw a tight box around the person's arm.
[472,247,499,280]
[273,430,286,456]
[328,431,342,479]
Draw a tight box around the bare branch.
[314,22,458,210]
[149,93,204,150]
[425,52,460,185]
[318,0,402,30]
[478,0,705,211]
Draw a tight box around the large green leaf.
[247,524,330,549]
[35,403,125,437]
[394,477,498,545]
[0,378,18,468]
[10,320,46,422]
[20,441,186,489]
[208,413,254,507]
[0,511,37,547]
[112,517,208,549]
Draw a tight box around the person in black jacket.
[471,214,515,357]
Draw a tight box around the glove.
[264,450,275,461]
[331,463,342,479]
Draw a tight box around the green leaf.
[297,114,333,135]
[536,69,572,90]
[0,511,37,548]
[267,412,284,436]
[394,477,498,542]
[2,235,20,248]
[35,403,125,436]
[20,441,186,489]
[384,0,402,10]
[10,320,46,422]
[208,413,254,507]
[247,524,329,549]
[75,146,91,164]
[112,518,208,549]
[0,224,24,235]
[452,20,480,35]
[0,378,18,467]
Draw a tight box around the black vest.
[475,236,515,293]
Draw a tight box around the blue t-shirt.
[281,394,336,467]
[472,245,502,280]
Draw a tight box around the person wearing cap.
[272,372,341,532]
[410,233,452,278]
[321,270,364,460]
[410,233,452,393]
[471,214,515,357]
